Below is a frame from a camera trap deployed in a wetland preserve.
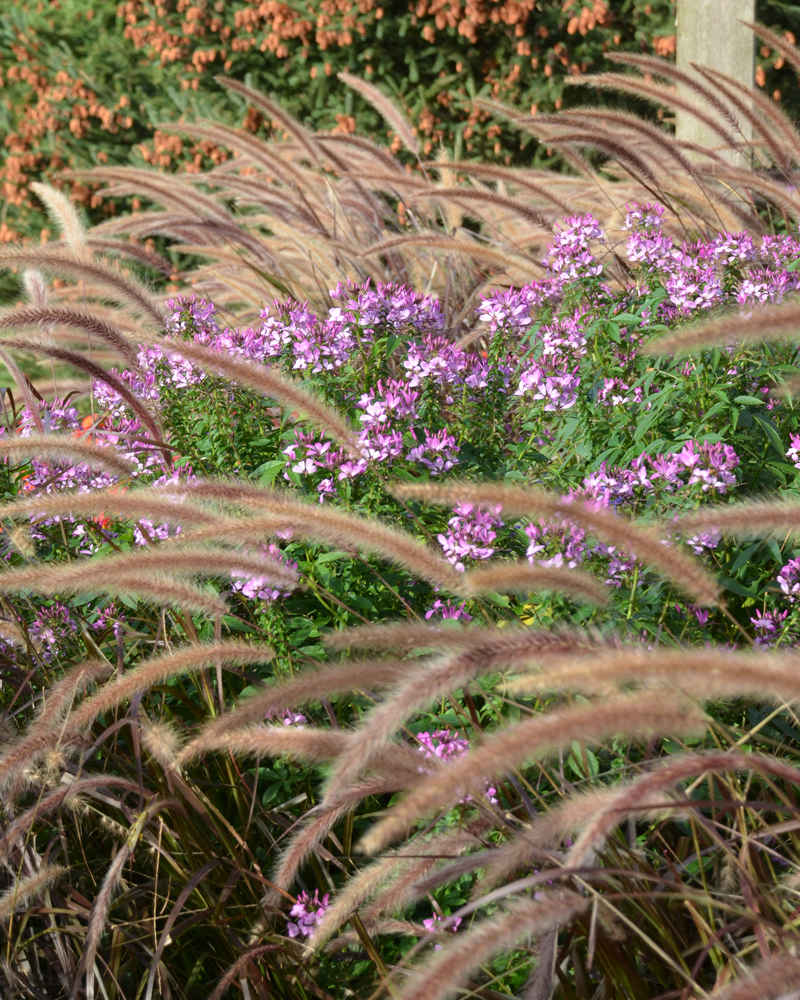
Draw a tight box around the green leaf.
[733,395,765,406]
[254,459,286,486]
[752,411,785,457]
[720,576,759,600]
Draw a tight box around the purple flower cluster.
[29,603,77,663]
[425,599,473,621]
[286,889,329,939]
[544,213,605,280]
[750,609,790,649]
[230,543,299,602]
[778,559,800,600]
[423,910,462,948]
[417,729,470,760]
[516,439,738,592]
[417,729,498,804]
[437,503,504,572]
[265,708,308,726]
[623,202,800,315]
[787,435,800,470]
[579,439,740,506]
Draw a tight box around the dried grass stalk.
[0,434,135,477]
[176,658,411,767]
[325,627,606,800]
[359,693,706,854]
[0,863,67,918]
[338,72,419,156]
[398,894,587,1000]
[459,560,608,605]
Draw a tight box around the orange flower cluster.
[412,0,535,44]
[1,49,132,209]
[563,0,610,37]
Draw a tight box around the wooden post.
[675,0,756,157]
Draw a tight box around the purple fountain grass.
[0,557,241,617]
[30,182,88,253]
[358,693,706,855]
[0,863,67,918]
[506,647,800,703]
[182,508,462,590]
[323,620,476,652]
[324,627,608,801]
[396,894,587,1000]
[267,772,438,903]
[0,245,163,325]
[63,642,273,737]
[677,498,800,538]
[710,953,800,1000]
[1,335,166,443]
[646,300,800,356]
[175,658,412,767]
[338,72,419,156]
[0,434,136,478]
[0,776,143,865]
[458,560,609,604]
[0,304,139,366]
[311,827,485,952]
[0,487,221,528]
[0,660,112,794]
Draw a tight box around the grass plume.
[359,693,706,854]
[0,556,238,616]
[677,499,800,538]
[182,504,462,590]
[66,641,273,736]
[458,560,609,604]
[0,304,139,365]
[645,301,800,355]
[0,863,67,918]
[324,627,612,801]
[397,894,587,1000]
[338,72,419,156]
[0,433,135,478]
[176,658,412,767]
[0,245,162,324]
